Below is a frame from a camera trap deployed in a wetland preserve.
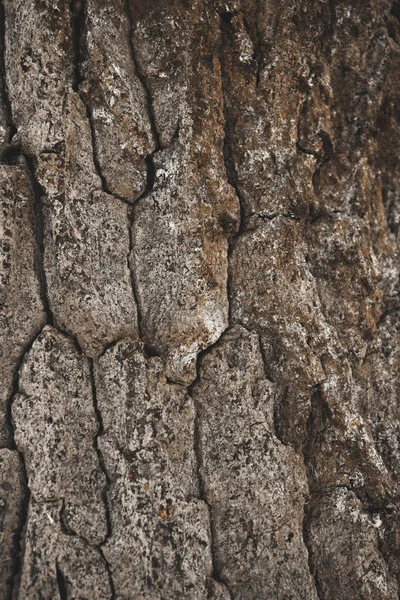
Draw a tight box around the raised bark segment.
[0,107,7,151]
[81,0,156,200]
[130,0,240,383]
[36,91,138,356]
[11,326,112,598]
[219,1,317,220]
[18,501,111,600]
[4,1,138,357]
[0,449,25,599]
[306,489,398,599]
[360,313,400,492]
[193,325,318,599]
[0,10,10,153]
[12,326,107,545]
[229,216,328,447]
[230,217,328,387]
[306,214,382,359]
[358,312,400,583]
[95,340,214,598]
[224,2,400,595]
[4,0,72,155]
[306,360,394,506]
[0,162,46,446]
[1,0,400,597]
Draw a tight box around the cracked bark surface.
[1,0,400,599]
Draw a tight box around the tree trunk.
[1,1,400,598]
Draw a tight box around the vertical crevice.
[24,154,54,327]
[301,386,324,600]
[302,494,324,600]
[0,0,16,144]
[271,387,287,446]
[6,337,36,600]
[69,0,110,198]
[254,0,264,88]
[3,149,53,597]
[218,15,246,237]
[241,6,263,89]
[122,0,161,342]
[187,349,234,600]
[123,0,161,152]
[101,548,116,600]
[69,0,85,92]
[128,154,156,342]
[87,358,116,600]
[218,11,250,329]
[88,358,111,539]
[6,453,29,600]
[56,564,68,600]
[328,0,337,35]
[69,0,120,203]
[123,0,159,344]
[127,205,143,340]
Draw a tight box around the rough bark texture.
[0,1,400,598]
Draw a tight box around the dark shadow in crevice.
[69,0,85,92]
[56,564,69,600]
[0,0,16,142]
[123,0,161,151]
[24,154,54,326]
[187,338,235,600]
[391,1,400,20]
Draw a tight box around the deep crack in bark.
[69,0,123,202]
[56,563,68,600]
[128,154,157,344]
[24,154,54,326]
[68,0,158,343]
[88,357,116,599]
[6,346,32,600]
[188,342,235,600]
[0,0,16,147]
[122,1,162,344]
[218,14,248,336]
[123,0,161,152]
[2,1,400,597]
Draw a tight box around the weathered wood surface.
[1,1,400,598]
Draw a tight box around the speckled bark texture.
[1,0,400,598]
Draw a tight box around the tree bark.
[1,1,400,598]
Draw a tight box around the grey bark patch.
[0,449,26,599]
[0,162,46,446]
[192,325,319,599]
[4,0,73,155]
[36,91,138,356]
[95,339,213,598]
[130,0,239,384]
[306,489,398,600]
[80,0,156,201]
[18,501,111,600]
[1,0,400,597]
[13,326,108,546]
[132,142,237,384]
